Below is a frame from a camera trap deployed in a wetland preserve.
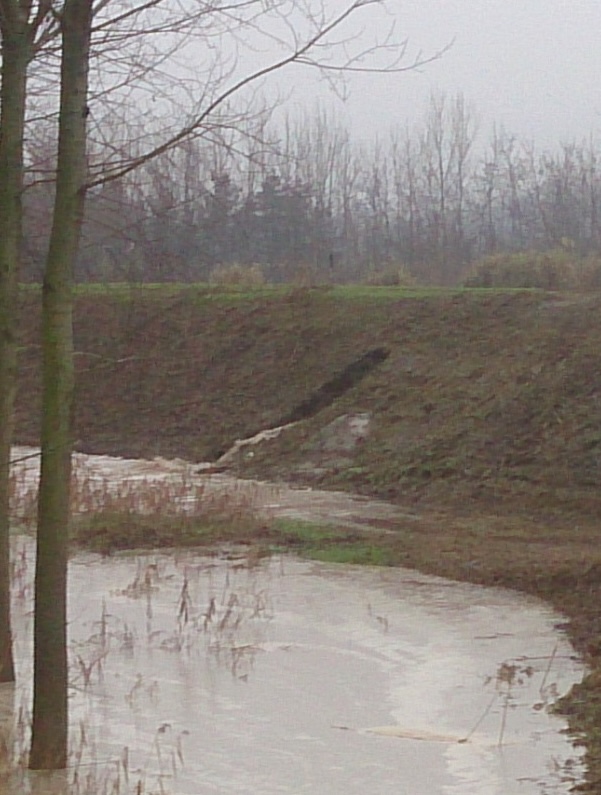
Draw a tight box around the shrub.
[209,263,265,287]
[463,249,601,291]
[365,263,415,287]
[292,264,322,288]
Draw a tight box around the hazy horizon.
[268,0,601,151]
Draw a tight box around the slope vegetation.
[16,286,601,521]
[14,285,601,791]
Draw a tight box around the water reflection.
[3,543,585,794]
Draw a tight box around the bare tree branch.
[86,0,429,188]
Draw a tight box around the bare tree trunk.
[0,21,30,684]
[29,0,92,770]
[19,0,427,764]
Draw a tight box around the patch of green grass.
[72,514,396,569]
[71,282,289,304]
[270,518,343,545]
[72,512,349,556]
[25,280,536,306]
[328,285,538,300]
[71,282,456,306]
[303,543,397,566]
[267,519,397,565]
[327,285,441,300]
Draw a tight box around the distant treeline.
[21,94,601,285]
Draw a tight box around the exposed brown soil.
[14,285,601,791]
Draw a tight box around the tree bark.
[29,0,92,770]
[0,19,31,684]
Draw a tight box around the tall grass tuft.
[9,452,268,554]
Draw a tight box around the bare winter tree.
[29,0,93,768]
[0,0,445,771]
[0,0,61,686]
[418,91,476,283]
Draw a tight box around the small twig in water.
[539,643,558,698]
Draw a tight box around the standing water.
[1,448,585,794]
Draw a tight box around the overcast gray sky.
[278,0,601,149]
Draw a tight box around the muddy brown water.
[11,443,416,530]
[1,447,586,794]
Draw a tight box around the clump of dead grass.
[9,453,269,554]
[463,248,601,290]
[364,262,415,287]
[209,262,265,287]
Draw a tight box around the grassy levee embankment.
[15,283,601,790]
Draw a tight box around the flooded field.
[2,544,584,794]
[9,445,417,530]
[1,447,586,793]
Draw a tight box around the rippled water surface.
[1,544,585,795]
[1,447,585,794]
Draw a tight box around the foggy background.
[317,0,601,148]
[23,0,601,286]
